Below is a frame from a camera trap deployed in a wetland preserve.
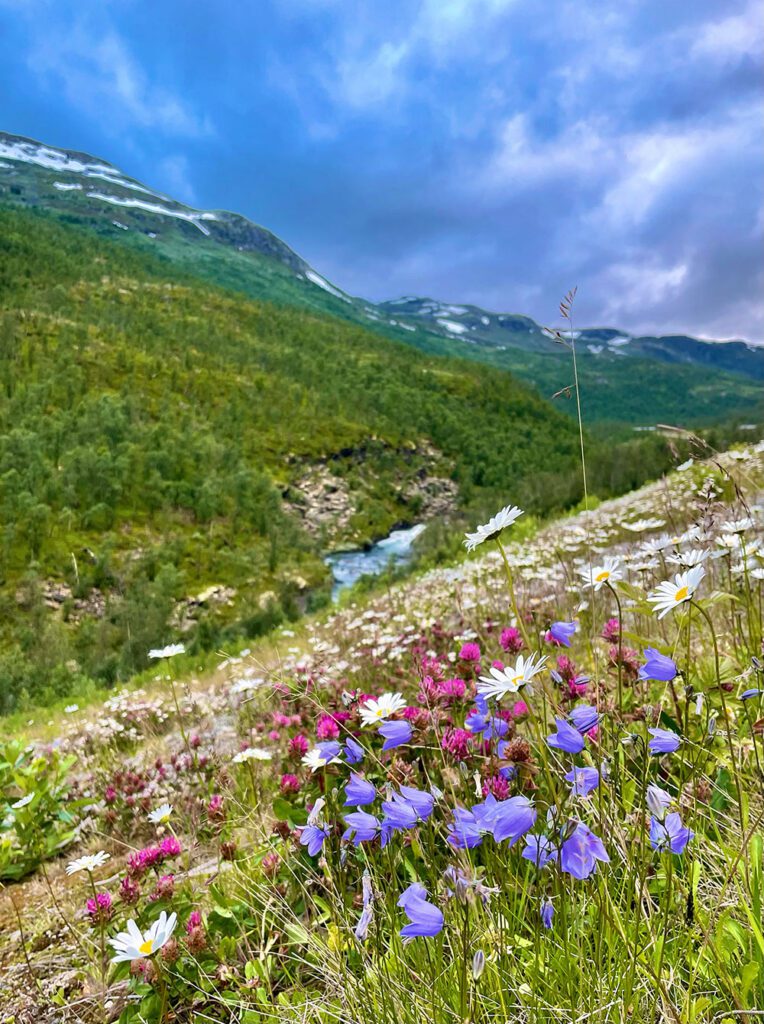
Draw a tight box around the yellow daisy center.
[512,675,523,686]
[139,939,154,956]
[674,586,689,602]
[595,570,610,582]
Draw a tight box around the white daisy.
[477,654,548,701]
[578,557,623,591]
[359,691,407,727]
[665,548,710,568]
[109,911,177,963]
[722,517,755,535]
[622,518,666,533]
[148,643,186,660]
[148,803,173,825]
[464,505,524,552]
[648,566,705,619]
[66,850,110,875]
[232,747,272,763]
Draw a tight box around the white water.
[325,523,425,600]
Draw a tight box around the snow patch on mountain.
[436,319,469,335]
[304,270,351,303]
[85,191,218,235]
[0,137,113,175]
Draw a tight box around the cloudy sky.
[1,0,763,340]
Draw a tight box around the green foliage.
[0,740,79,880]
[0,209,700,713]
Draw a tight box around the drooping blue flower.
[342,811,380,846]
[354,871,374,941]
[546,718,585,754]
[344,773,377,807]
[521,834,558,869]
[540,897,554,929]
[648,727,681,755]
[564,766,601,797]
[398,785,435,821]
[446,795,500,849]
[740,688,763,701]
[316,741,342,761]
[560,822,609,880]
[380,796,419,846]
[549,621,577,647]
[299,824,330,857]
[398,883,444,939]
[639,648,678,682]
[649,812,694,854]
[487,795,537,845]
[344,736,364,765]
[378,719,412,751]
[465,695,510,741]
[447,807,485,849]
[646,783,672,819]
[568,704,600,734]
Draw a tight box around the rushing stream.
[324,523,426,600]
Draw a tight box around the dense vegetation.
[0,208,728,712]
[1,449,762,1023]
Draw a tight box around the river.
[324,523,426,600]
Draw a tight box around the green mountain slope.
[1,131,762,429]
[4,207,661,711]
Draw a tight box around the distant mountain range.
[1,130,762,425]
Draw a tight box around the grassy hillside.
[2,207,666,712]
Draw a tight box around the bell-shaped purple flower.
[639,648,678,682]
[300,824,330,857]
[342,811,380,846]
[380,796,419,846]
[565,766,601,797]
[488,795,537,845]
[568,704,600,734]
[378,719,412,751]
[344,736,364,765]
[549,621,577,647]
[546,718,585,754]
[344,773,376,807]
[522,834,558,869]
[646,783,672,819]
[465,695,509,741]
[648,727,681,755]
[398,785,435,821]
[560,822,609,880]
[398,883,444,939]
[649,811,693,854]
[540,897,554,929]
[447,807,485,849]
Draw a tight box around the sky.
[1,0,763,340]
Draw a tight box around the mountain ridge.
[1,130,763,424]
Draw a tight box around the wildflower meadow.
[1,442,763,1023]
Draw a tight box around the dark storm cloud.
[0,0,762,339]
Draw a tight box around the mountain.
[0,129,758,712]
[1,131,762,428]
[1,198,654,713]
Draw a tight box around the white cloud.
[30,28,212,138]
[691,4,764,62]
